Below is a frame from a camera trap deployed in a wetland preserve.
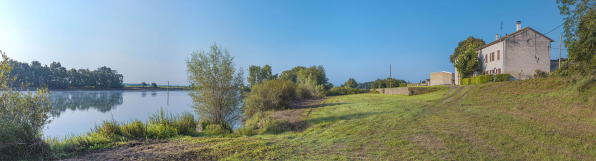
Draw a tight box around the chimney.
[516,21,521,31]
[496,34,499,40]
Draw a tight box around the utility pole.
[389,64,392,88]
[559,33,562,68]
[167,81,169,92]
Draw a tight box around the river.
[43,90,194,137]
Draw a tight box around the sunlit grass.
[58,77,596,160]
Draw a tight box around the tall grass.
[46,108,200,156]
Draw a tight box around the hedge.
[461,74,510,85]
[495,74,511,82]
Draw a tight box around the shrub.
[370,90,381,94]
[534,69,549,78]
[203,124,230,135]
[120,120,145,138]
[240,112,288,135]
[244,79,297,117]
[400,83,407,87]
[1,51,53,160]
[173,112,197,135]
[147,124,178,139]
[94,120,123,138]
[326,87,366,96]
[149,108,197,135]
[495,74,511,82]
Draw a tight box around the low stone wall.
[373,87,429,95]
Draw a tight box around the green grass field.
[63,77,596,160]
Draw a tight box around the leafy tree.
[450,36,486,63]
[454,46,481,79]
[385,78,406,88]
[151,83,157,88]
[558,0,596,75]
[141,82,147,87]
[357,81,373,89]
[186,43,244,127]
[371,79,386,89]
[344,78,358,88]
[247,65,278,88]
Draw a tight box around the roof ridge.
[476,27,554,51]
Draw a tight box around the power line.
[544,23,564,35]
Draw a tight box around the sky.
[0,0,569,86]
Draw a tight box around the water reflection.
[50,91,124,117]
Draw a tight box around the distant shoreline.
[14,87,190,91]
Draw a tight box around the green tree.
[247,64,278,88]
[344,78,358,88]
[141,82,147,87]
[558,0,596,75]
[186,43,244,127]
[454,46,481,79]
[450,36,486,63]
[151,83,157,88]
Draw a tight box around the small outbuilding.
[430,71,454,86]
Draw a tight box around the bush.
[244,79,297,117]
[370,90,381,94]
[534,69,549,78]
[120,120,146,138]
[147,124,178,139]
[173,112,197,135]
[149,108,197,135]
[94,120,123,138]
[495,74,511,82]
[326,87,366,96]
[203,124,230,135]
[239,112,288,135]
[0,118,52,160]
[400,83,407,87]
[1,51,53,160]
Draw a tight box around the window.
[497,50,500,60]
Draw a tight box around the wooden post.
[559,34,562,68]
[389,64,391,88]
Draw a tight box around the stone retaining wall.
[373,87,429,95]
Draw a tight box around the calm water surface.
[44,90,193,137]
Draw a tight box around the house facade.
[454,22,553,84]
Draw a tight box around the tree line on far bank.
[8,60,124,88]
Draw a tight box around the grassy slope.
[73,77,596,160]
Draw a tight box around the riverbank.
[58,77,596,160]
[14,86,189,91]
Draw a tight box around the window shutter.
[497,50,500,60]
[485,55,488,63]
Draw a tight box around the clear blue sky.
[0,0,568,86]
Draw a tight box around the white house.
[455,21,554,84]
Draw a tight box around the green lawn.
[67,77,596,160]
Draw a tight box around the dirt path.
[269,97,330,132]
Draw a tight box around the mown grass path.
[65,78,596,160]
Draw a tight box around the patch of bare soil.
[62,139,207,161]
[269,97,330,132]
